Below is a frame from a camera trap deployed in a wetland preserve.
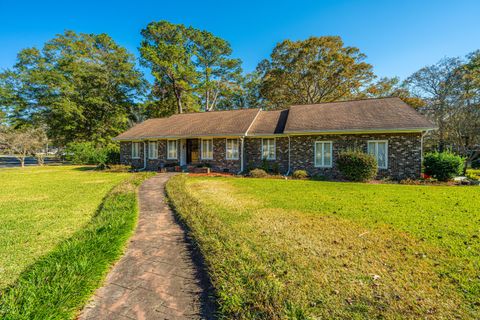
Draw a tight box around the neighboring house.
[115,97,436,180]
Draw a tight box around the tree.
[452,51,480,167]
[192,30,243,111]
[139,21,199,114]
[363,77,425,108]
[0,127,48,167]
[257,36,375,109]
[405,58,465,152]
[0,31,146,146]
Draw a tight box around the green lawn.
[0,166,152,319]
[167,175,480,319]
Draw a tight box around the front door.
[186,139,199,164]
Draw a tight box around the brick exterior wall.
[120,140,180,171]
[120,132,422,180]
[120,138,243,173]
[244,137,289,174]
[196,138,242,173]
[290,133,422,180]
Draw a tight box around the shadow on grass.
[71,166,97,171]
[164,177,218,319]
[165,184,217,320]
[0,174,147,319]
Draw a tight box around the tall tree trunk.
[19,157,25,168]
[176,96,183,114]
[173,88,183,114]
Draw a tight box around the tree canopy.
[0,31,145,146]
[256,36,375,109]
[139,21,243,115]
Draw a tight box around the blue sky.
[0,0,479,80]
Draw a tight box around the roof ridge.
[290,96,401,108]
[245,109,262,136]
[170,108,261,116]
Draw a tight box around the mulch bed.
[187,172,236,177]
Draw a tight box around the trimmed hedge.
[423,151,464,181]
[336,151,378,182]
[292,170,308,179]
[250,168,268,178]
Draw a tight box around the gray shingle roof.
[247,109,289,135]
[115,108,261,140]
[284,97,435,133]
[115,98,435,140]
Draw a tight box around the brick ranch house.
[115,97,436,180]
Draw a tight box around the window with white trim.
[314,141,333,167]
[201,139,213,160]
[262,138,275,160]
[131,142,140,159]
[225,139,239,160]
[148,141,158,159]
[167,140,178,159]
[367,140,388,169]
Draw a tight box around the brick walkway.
[80,174,215,320]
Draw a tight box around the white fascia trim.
[284,127,436,135]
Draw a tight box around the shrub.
[466,169,480,181]
[311,174,326,181]
[261,159,270,172]
[423,151,464,181]
[105,144,120,165]
[471,159,480,169]
[271,162,280,175]
[65,142,106,165]
[65,142,120,166]
[250,168,268,178]
[292,170,308,179]
[336,151,378,182]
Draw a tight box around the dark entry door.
[186,139,199,164]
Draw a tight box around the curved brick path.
[80,174,215,320]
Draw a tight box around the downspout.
[421,130,429,163]
[238,137,245,174]
[139,141,147,171]
[286,135,291,176]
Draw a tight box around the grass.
[0,166,153,319]
[166,175,480,319]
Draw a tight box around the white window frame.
[314,141,333,168]
[225,138,239,160]
[131,142,140,159]
[261,138,276,160]
[201,139,213,160]
[367,140,388,169]
[148,141,158,159]
[167,140,178,160]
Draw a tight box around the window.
[226,139,239,160]
[201,139,213,160]
[314,141,333,167]
[167,140,178,159]
[148,141,158,159]
[131,142,140,159]
[262,138,276,160]
[367,140,388,169]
